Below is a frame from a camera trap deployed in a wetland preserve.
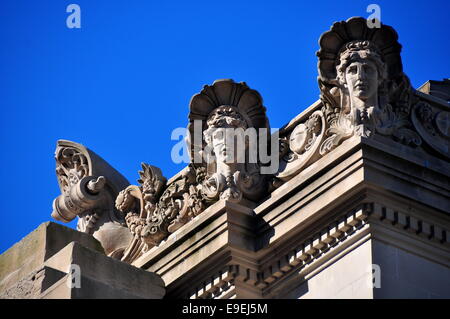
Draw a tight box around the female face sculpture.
[200,106,250,202]
[337,41,387,105]
[210,128,227,163]
[344,59,378,101]
[203,106,248,165]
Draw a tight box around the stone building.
[1,17,449,299]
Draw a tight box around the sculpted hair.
[336,40,388,86]
[203,106,248,146]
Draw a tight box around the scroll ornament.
[52,140,132,258]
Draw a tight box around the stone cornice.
[44,16,450,299]
[184,199,449,298]
[131,119,450,297]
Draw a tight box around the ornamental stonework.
[50,18,450,266]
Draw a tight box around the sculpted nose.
[357,66,367,80]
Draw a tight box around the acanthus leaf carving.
[272,17,435,186]
[116,163,210,262]
[51,19,449,267]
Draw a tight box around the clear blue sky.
[0,0,449,253]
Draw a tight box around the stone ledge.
[0,222,103,294]
[43,242,165,299]
[0,222,165,299]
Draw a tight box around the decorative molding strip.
[187,265,238,299]
[50,17,450,276]
[372,203,449,245]
[187,201,449,298]
[258,203,372,288]
[258,202,449,290]
[188,204,372,298]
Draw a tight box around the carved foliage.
[116,80,272,263]
[274,17,434,185]
[316,17,421,156]
[55,146,90,195]
[52,140,133,258]
[116,163,208,262]
[53,143,105,231]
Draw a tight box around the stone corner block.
[0,221,103,294]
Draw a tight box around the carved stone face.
[289,123,308,155]
[211,128,229,163]
[344,59,378,101]
[209,127,247,164]
[204,106,248,165]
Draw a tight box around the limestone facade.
[1,17,449,299]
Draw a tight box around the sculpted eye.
[214,131,224,140]
[348,66,357,74]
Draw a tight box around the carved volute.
[52,140,132,258]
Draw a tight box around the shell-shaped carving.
[187,79,270,161]
[317,17,403,83]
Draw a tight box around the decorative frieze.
[187,265,238,299]
[183,200,449,299]
[49,18,449,276]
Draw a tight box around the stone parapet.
[0,222,165,299]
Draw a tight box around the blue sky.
[0,0,449,253]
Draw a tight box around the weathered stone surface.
[114,79,271,264]
[129,122,449,298]
[35,16,449,299]
[0,222,165,299]
[0,267,65,299]
[42,242,165,299]
[0,221,103,295]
